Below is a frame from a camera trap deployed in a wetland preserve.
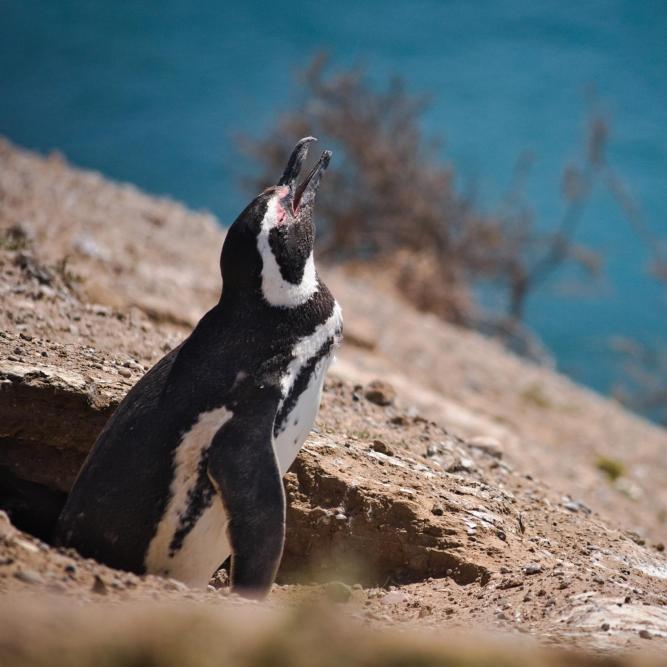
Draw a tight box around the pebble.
[164,578,188,592]
[91,575,108,595]
[418,606,432,618]
[523,564,543,575]
[468,436,503,459]
[323,581,353,603]
[600,622,610,632]
[371,440,393,456]
[118,367,132,378]
[364,380,396,406]
[14,569,44,585]
[638,629,652,640]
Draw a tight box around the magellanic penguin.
[55,138,342,598]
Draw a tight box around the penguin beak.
[278,137,332,217]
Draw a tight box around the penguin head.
[221,137,331,308]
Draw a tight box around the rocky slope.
[1,138,667,660]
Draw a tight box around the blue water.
[1,0,666,397]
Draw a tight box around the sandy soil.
[1,138,667,661]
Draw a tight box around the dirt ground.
[1,138,667,662]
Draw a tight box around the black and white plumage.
[55,138,342,597]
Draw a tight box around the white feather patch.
[256,197,318,308]
[274,303,343,473]
[144,405,233,587]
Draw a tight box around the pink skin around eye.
[275,186,290,223]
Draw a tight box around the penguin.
[55,137,342,598]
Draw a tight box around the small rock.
[64,563,77,576]
[19,333,33,341]
[497,578,523,590]
[91,575,108,595]
[655,543,665,552]
[0,511,15,541]
[118,367,132,378]
[418,606,432,618]
[164,578,188,592]
[14,569,44,585]
[426,444,439,457]
[638,629,652,640]
[364,380,396,406]
[468,436,503,459]
[523,564,542,575]
[601,622,610,632]
[431,506,444,516]
[14,538,39,553]
[562,499,591,514]
[371,440,393,456]
[627,531,645,546]
[324,581,352,603]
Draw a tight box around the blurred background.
[1,0,665,421]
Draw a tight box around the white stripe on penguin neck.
[256,197,318,308]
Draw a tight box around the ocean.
[1,0,665,398]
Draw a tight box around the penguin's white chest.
[273,302,342,474]
[273,355,331,474]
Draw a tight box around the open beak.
[278,137,332,216]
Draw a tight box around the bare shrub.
[240,54,503,324]
[240,57,619,347]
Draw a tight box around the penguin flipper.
[207,394,284,598]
